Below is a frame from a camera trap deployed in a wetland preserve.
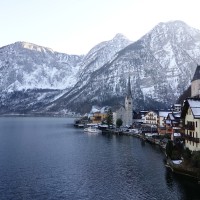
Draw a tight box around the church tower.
[124,75,133,126]
[191,65,200,97]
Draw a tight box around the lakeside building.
[143,111,158,125]
[113,76,133,127]
[181,65,200,151]
[157,111,171,135]
[88,106,109,124]
[181,99,200,151]
[171,104,181,112]
[165,112,182,142]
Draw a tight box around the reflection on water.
[0,117,199,200]
[165,168,175,189]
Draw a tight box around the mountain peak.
[159,20,187,27]
[14,41,54,53]
[112,33,130,42]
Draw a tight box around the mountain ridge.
[0,20,200,115]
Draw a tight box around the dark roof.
[192,65,200,82]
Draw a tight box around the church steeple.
[124,74,133,126]
[192,65,200,82]
[127,75,132,98]
[191,65,200,97]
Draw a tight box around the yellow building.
[89,106,108,124]
[91,112,107,124]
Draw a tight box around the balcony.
[184,124,195,131]
[184,135,200,143]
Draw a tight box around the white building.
[180,65,200,151]
[182,99,200,151]
[113,76,133,127]
[144,111,158,125]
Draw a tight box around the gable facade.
[182,99,200,151]
[144,111,158,125]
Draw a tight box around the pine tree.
[106,108,113,127]
[116,118,123,128]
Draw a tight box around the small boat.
[84,126,102,134]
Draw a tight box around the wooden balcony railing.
[184,124,195,131]
[184,135,200,143]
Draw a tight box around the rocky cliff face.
[1,20,200,115]
[0,41,83,91]
[46,20,200,114]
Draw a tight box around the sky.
[1,0,200,55]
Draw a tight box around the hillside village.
[75,64,200,179]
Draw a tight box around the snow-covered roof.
[173,104,181,107]
[100,106,110,113]
[169,113,175,120]
[159,111,170,117]
[165,119,171,124]
[174,133,181,137]
[191,108,200,118]
[173,112,181,118]
[90,106,101,113]
[188,99,200,107]
[173,127,181,129]
[172,160,182,164]
[188,99,200,118]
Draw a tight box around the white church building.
[113,76,133,127]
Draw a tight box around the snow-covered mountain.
[1,20,200,115]
[46,20,200,114]
[0,35,131,114]
[0,41,83,92]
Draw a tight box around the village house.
[138,111,158,133]
[157,111,170,135]
[165,112,182,142]
[171,104,181,112]
[180,65,200,151]
[88,106,109,124]
[181,99,200,151]
[144,111,158,125]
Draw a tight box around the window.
[196,121,198,128]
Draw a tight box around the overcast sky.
[1,0,200,55]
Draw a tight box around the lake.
[0,117,199,200]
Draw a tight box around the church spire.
[192,65,200,82]
[127,75,132,98]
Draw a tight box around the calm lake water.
[0,117,200,200]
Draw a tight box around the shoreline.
[101,128,200,183]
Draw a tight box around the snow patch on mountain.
[0,42,83,92]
